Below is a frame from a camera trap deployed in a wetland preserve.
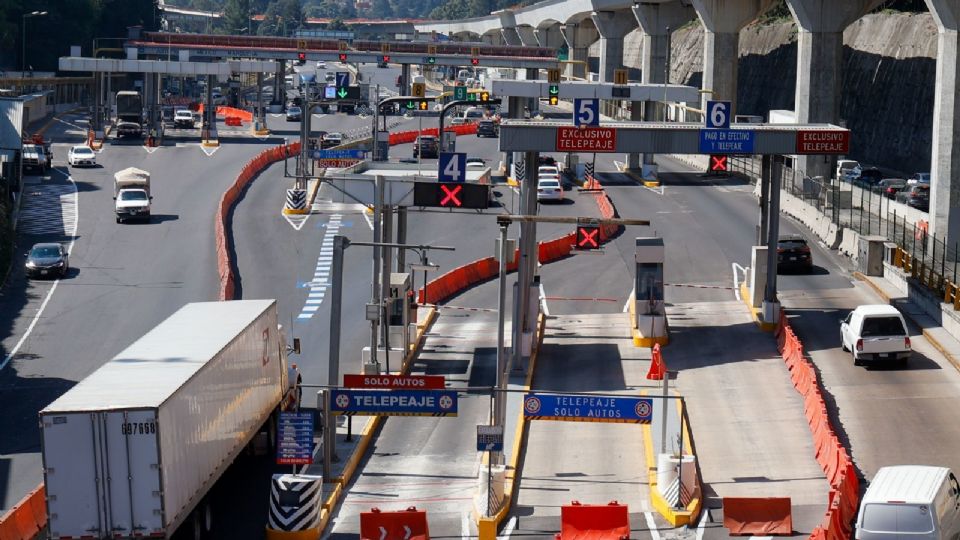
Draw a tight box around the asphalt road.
[0,115,285,515]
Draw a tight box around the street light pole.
[21,11,48,80]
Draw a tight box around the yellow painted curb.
[201,140,220,147]
[643,180,661,188]
[282,207,309,215]
[628,292,668,347]
[507,177,519,187]
[476,313,547,540]
[641,391,702,527]
[315,307,439,536]
[739,282,777,332]
[255,129,271,136]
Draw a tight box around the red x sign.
[440,184,462,207]
[577,225,600,249]
[710,155,727,172]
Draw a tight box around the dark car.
[413,135,439,159]
[285,105,302,122]
[855,167,883,188]
[25,242,69,279]
[898,185,930,211]
[476,120,499,138]
[876,178,907,199]
[777,235,813,273]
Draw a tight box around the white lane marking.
[750,537,773,540]
[2,169,78,371]
[696,509,707,540]
[461,511,469,540]
[297,214,342,320]
[539,282,550,316]
[200,144,219,157]
[498,516,516,540]
[623,288,634,313]
[731,262,749,302]
[363,208,374,230]
[644,511,661,540]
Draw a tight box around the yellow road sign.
[381,43,390,53]
[547,69,561,84]
[614,69,628,85]
[412,83,426,98]
[471,46,480,57]
[338,40,348,52]
[297,40,307,51]
[427,45,437,55]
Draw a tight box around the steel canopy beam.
[492,79,700,102]
[58,57,277,75]
[498,119,851,155]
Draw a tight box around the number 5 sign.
[573,98,599,127]
[706,100,731,129]
[438,152,466,183]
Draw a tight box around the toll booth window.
[636,263,663,302]
[390,296,404,326]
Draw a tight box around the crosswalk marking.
[17,183,78,237]
[297,214,342,320]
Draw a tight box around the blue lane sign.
[699,129,755,154]
[330,389,459,417]
[477,425,504,452]
[335,71,350,88]
[705,100,731,129]
[523,393,653,424]
[324,86,336,99]
[313,149,365,159]
[573,98,599,127]
[276,412,314,465]
[438,152,466,183]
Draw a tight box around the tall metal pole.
[329,235,346,388]
[759,155,770,245]
[381,205,393,373]
[512,151,539,371]
[764,156,782,304]
[495,223,509,463]
[370,176,383,371]
[397,206,407,273]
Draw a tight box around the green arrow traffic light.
[337,87,348,99]
[549,85,559,96]
[406,101,415,109]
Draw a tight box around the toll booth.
[388,272,413,352]
[635,237,667,346]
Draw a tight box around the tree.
[223,0,251,34]
[278,0,304,33]
[327,18,347,31]
[371,0,393,18]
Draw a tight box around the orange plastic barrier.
[722,497,793,536]
[556,501,629,540]
[774,313,860,540]
[360,507,429,540]
[0,485,47,540]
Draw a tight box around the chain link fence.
[727,156,959,301]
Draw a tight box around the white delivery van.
[856,466,960,540]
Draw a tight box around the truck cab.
[840,304,911,366]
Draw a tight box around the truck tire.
[853,352,862,366]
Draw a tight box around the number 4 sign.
[438,152,466,183]
[706,100,731,129]
[573,98,599,127]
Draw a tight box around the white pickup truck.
[114,167,152,223]
[840,305,911,366]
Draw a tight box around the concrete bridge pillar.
[632,1,697,168]
[502,27,523,46]
[787,0,884,180]
[535,24,565,49]
[925,0,960,244]
[517,26,539,47]
[561,22,599,80]
[482,32,506,46]
[690,0,775,112]
[591,10,637,82]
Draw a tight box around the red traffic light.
[471,58,479,66]
[575,223,600,249]
[339,53,347,62]
[710,154,728,172]
[297,52,306,61]
[439,184,462,207]
[383,55,391,63]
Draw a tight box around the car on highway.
[173,109,195,128]
[377,60,389,68]
[776,235,813,273]
[316,61,326,69]
[466,157,486,170]
[413,135,439,159]
[907,172,931,185]
[21,143,49,173]
[67,145,96,167]
[211,91,226,106]
[854,166,883,188]
[836,159,860,181]
[25,242,69,279]
[537,177,564,202]
[321,132,343,148]
[877,178,907,198]
[325,72,335,82]
[286,105,302,122]
[476,120,499,138]
[840,304,910,366]
[897,185,930,211]
[856,465,960,540]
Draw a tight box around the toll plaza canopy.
[497,120,851,156]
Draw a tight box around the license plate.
[881,353,890,358]
[790,256,797,261]
[40,270,47,275]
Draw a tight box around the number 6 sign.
[706,100,731,129]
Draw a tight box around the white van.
[856,466,960,540]
[837,159,860,181]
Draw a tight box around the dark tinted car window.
[861,316,906,337]
[778,239,807,249]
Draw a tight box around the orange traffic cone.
[646,343,666,380]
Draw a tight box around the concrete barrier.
[839,228,860,259]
